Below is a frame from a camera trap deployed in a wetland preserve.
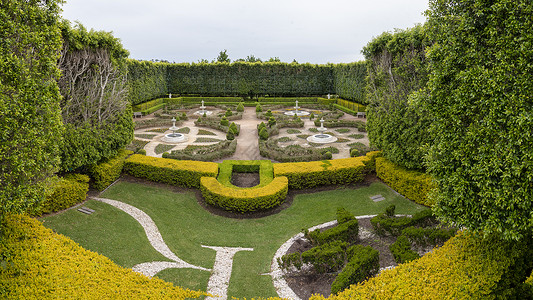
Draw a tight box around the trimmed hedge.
[164,140,237,161]
[124,154,218,188]
[307,219,359,246]
[0,214,203,299]
[301,241,348,273]
[312,230,533,299]
[88,149,133,191]
[330,245,380,295]
[30,174,90,216]
[401,226,457,248]
[217,160,273,188]
[375,156,436,206]
[273,154,372,189]
[200,176,288,213]
[389,235,420,264]
[370,209,435,236]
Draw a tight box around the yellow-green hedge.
[311,230,533,299]
[273,153,375,189]
[89,149,133,191]
[0,214,204,299]
[200,176,289,212]
[124,154,218,188]
[30,174,90,216]
[375,156,436,207]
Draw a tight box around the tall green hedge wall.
[124,61,367,104]
[126,59,168,105]
[332,62,367,103]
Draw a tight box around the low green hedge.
[124,154,218,188]
[307,219,359,246]
[132,98,165,112]
[273,153,374,189]
[401,226,457,247]
[200,176,289,213]
[88,149,133,191]
[389,235,420,264]
[313,231,533,299]
[141,103,166,115]
[164,140,237,161]
[370,209,435,236]
[375,156,436,206]
[30,174,90,216]
[302,241,348,273]
[330,245,380,295]
[0,214,204,299]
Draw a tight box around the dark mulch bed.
[231,172,260,187]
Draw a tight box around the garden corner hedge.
[0,214,204,299]
[124,154,218,188]
[89,149,133,191]
[375,156,436,207]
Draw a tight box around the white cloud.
[61,0,428,63]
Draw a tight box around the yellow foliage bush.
[0,214,204,299]
[124,154,218,188]
[375,156,436,206]
[200,176,288,212]
[30,173,90,216]
[89,149,133,191]
[273,153,375,189]
[310,230,533,299]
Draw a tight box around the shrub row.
[313,230,533,299]
[302,241,349,273]
[370,209,435,236]
[0,214,203,299]
[88,149,133,191]
[134,118,184,129]
[375,156,436,206]
[273,153,374,189]
[330,245,380,295]
[306,219,359,246]
[259,140,328,162]
[314,119,366,132]
[132,98,165,112]
[402,226,457,247]
[199,176,288,213]
[126,59,168,105]
[164,140,237,161]
[30,174,90,216]
[332,62,367,103]
[124,154,218,188]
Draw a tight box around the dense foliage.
[423,0,533,240]
[58,22,133,172]
[332,62,367,103]
[127,59,168,105]
[364,25,432,170]
[0,0,64,218]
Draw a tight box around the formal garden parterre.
[2,0,533,299]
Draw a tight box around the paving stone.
[78,208,93,215]
[370,195,385,202]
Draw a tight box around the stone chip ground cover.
[42,179,425,299]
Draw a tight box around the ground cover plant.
[41,179,425,299]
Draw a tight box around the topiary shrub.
[236,102,244,112]
[137,149,146,155]
[301,241,348,273]
[370,209,435,236]
[259,127,269,140]
[389,235,420,264]
[265,109,273,118]
[268,116,276,127]
[229,122,239,135]
[323,151,332,159]
[220,116,229,126]
[225,108,233,117]
[401,226,457,248]
[306,219,359,246]
[331,245,380,295]
[255,103,262,113]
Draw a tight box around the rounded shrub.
[259,127,269,140]
[268,116,276,127]
[220,116,229,126]
[237,102,244,112]
[324,151,332,159]
[225,108,233,117]
[256,103,262,113]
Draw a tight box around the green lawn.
[41,180,425,299]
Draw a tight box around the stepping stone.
[78,207,95,215]
[370,195,385,202]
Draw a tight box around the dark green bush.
[370,209,435,236]
[30,174,90,216]
[220,116,229,126]
[306,219,359,246]
[331,245,379,294]
[389,235,420,264]
[337,207,355,224]
[301,241,348,273]
[401,226,457,248]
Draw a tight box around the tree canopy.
[424,0,533,240]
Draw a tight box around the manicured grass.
[194,137,223,143]
[135,133,157,139]
[286,129,301,134]
[335,128,351,133]
[197,129,217,136]
[42,180,425,299]
[154,143,175,154]
[348,133,365,139]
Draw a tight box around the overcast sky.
[61,0,429,64]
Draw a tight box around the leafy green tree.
[363,25,432,170]
[216,49,230,63]
[0,0,64,218]
[424,0,533,240]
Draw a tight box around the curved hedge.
[200,176,288,213]
[375,156,436,207]
[273,154,374,189]
[123,154,218,188]
[0,214,203,299]
[89,149,133,191]
[312,230,533,299]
